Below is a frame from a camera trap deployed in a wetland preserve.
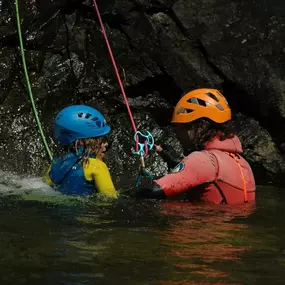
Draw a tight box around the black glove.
[133,180,166,200]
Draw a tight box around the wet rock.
[232,114,285,185]
[25,50,45,72]
[0,1,17,42]
[171,0,285,125]
[117,5,222,92]
[0,48,16,103]
[0,106,49,175]
[0,0,285,189]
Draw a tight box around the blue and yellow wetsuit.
[43,148,118,199]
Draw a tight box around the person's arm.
[134,151,218,199]
[133,179,166,199]
[155,145,182,170]
[84,158,119,199]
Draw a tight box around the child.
[43,105,118,199]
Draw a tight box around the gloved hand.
[154,144,163,153]
[136,166,155,188]
[133,181,166,200]
[140,167,154,180]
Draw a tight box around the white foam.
[0,170,58,196]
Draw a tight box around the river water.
[0,173,284,285]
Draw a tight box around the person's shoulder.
[86,157,108,169]
[185,150,209,160]
[184,150,218,166]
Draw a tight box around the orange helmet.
[171,88,231,124]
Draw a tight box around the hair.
[66,137,105,164]
[174,118,234,152]
[191,118,234,150]
[82,138,105,164]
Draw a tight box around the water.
[0,173,284,285]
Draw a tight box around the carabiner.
[132,131,154,157]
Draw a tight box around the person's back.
[204,135,255,204]
[135,88,256,205]
[155,135,255,204]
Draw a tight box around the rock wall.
[1,0,285,189]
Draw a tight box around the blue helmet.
[54,105,111,145]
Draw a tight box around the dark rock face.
[1,0,285,189]
[231,114,285,185]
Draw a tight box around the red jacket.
[155,135,256,205]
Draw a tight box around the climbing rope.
[15,0,53,161]
[93,0,154,170]
[93,0,137,133]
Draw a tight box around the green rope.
[15,0,53,161]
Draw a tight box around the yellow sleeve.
[83,158,118,199]
[42,165,55,187]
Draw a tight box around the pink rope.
[93,0,137,134]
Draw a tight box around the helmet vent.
[77,112,92,119]
[188,97,211,107]
[177,107,193,114]
[95,121,102,128]
[216,103,224,111]
[197,98,207,106]
[206,92,219,102]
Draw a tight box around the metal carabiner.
[132,131,154,157]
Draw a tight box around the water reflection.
[155,202,255,284]
[0,186,284,284]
